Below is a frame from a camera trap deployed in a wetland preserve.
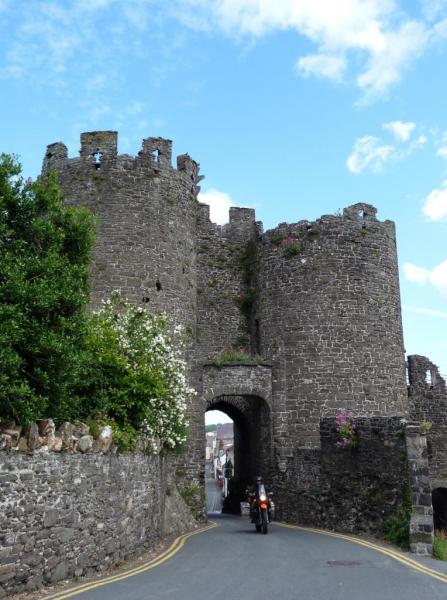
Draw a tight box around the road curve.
[46,515,447,600]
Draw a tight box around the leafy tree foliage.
[77,294,193,451]
[0,154,95,425]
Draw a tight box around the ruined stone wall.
[0,452,169,597]
[408,354,447,487]
[277,417,408,536]
[258,204,408,451]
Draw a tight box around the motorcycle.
[249,483,274,534]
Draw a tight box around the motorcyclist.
[246,475,272,522]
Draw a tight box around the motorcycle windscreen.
[258,484,267,501]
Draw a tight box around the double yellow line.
[44,522,218,599]
[276,522,447,584]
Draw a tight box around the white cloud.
[403,263,430,285]
[346,135,395,174]
[198,188,236,224]
[173,0,439,100]
[356,20,429,101]
[383,120,415,142]
[422,180,447,221]
[437,146,447,159]
[297,53,346,81]
[403,259,447,297]
[347,120,427,174]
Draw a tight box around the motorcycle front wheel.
[261,509,268,534]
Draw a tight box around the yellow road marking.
[44,521,218,600]
[275,522,447,584]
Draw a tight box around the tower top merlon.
[177,154,203,196]
[80,131,118,161]
[42,142,68,175]
[138,137,172,169]
[343,203,378,223]
[229,207,256,224]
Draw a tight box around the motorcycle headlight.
[259,494,267,502]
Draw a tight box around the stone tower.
[42,132,409,499]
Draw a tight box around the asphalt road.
[205,476,222,513]
[47,514,447,600]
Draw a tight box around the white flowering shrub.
[80,293,193,451]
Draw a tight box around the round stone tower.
[258,203,408,450]
[42,131,201,330]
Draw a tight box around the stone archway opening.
[205,394,272,514]
[432,487,447,533]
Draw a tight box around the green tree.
[0,154,95,426]
[77,293,193,451]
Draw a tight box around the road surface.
[205,476,222,513]
[46,515,447,600]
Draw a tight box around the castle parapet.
[42,142,68,175]
[343,203,378,224]
[138,137,172,170]
[229,207,256,224]
[177,154,203,194]
[80,131,118,167]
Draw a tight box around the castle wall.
[41,132,412,523]
[0,452,171,597]
[276,417,409,535]
[258,203,408,450]
[408,355,447,487]
[43,132,199,331]
[194,205,260,361]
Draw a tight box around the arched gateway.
[202,362,273,486]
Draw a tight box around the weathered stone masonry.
[0,452,168,597]
[38,131,445,551]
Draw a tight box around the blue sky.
[1,0,447,382]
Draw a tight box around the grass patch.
[433,532,447,561]
[282,242,301,257]
[212,349,262,367]
[383,479,411,550]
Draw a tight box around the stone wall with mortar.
[42,132,409,519]
[408,355,447,488]
[258,204,408,452]
[276,417,409,536]
[0,449,196,597]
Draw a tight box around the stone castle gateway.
[42,131,447,549]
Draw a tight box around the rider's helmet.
[255,475,263,485]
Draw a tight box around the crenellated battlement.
[42,131,202,191]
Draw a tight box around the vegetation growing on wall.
[212,348,262,367]
[237,239,259,317]
[433,532,447,561]
[383,478,411,550]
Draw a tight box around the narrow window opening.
[151,148,160,163]
[426,369,433,386]
[254,319,261,355]
[359,208,367,228]
[156,280,162,291]
[405,366,410,386]
[93,149,103,170]
[142,296,150,303]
